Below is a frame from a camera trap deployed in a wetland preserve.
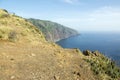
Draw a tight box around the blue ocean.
[57,32,120,66]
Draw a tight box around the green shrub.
[0,14,9,18]
[2,9,8,13]
[0,35,3,38]
[8,31,17,42]
[84,54,120,79]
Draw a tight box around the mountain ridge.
[27,18,79,42]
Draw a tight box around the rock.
[92,51,100,56]
[31,53,36,57]
[10,58,14,61]
[54,75,60,80]
[83,50,92,56]
[73,71,81,77]
[80,64,83,68]
[10,76,15,79]
[77,72,81,77]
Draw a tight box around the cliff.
[0,9,119,80]
[27,18,79,42]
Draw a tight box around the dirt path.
[0,41,97,80]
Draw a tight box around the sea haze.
[57,32,120,66]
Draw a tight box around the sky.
[0,0,120,32]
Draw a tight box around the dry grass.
[0,9,45,43]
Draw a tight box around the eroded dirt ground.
[0,41,97,80]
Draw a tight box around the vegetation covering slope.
[27,18,79,42]
[0,9,120,80]
[0,9,45,43]
[83,50,120,80]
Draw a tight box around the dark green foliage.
[2,9,8,13]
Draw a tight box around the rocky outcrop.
[27,18,79,42]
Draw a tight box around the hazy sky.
[0,0,120,32]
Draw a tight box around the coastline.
[56,33,120,67]
[55,33,80,42]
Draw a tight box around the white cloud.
[89,6,120,26]
[62,0,79,4]
[53,6,120,32]
[90,6,120,17]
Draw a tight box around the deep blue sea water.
[57,33,120,66]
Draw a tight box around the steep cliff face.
[0,9,120,80]
[27,18,79,42]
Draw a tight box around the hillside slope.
[0,9,45,44]
[0,9,120,80]
[27,18,79,42]
[0,9,97,80]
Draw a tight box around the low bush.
[8,31,17,42]
[0,14,9,18]
[84,51,120,79]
